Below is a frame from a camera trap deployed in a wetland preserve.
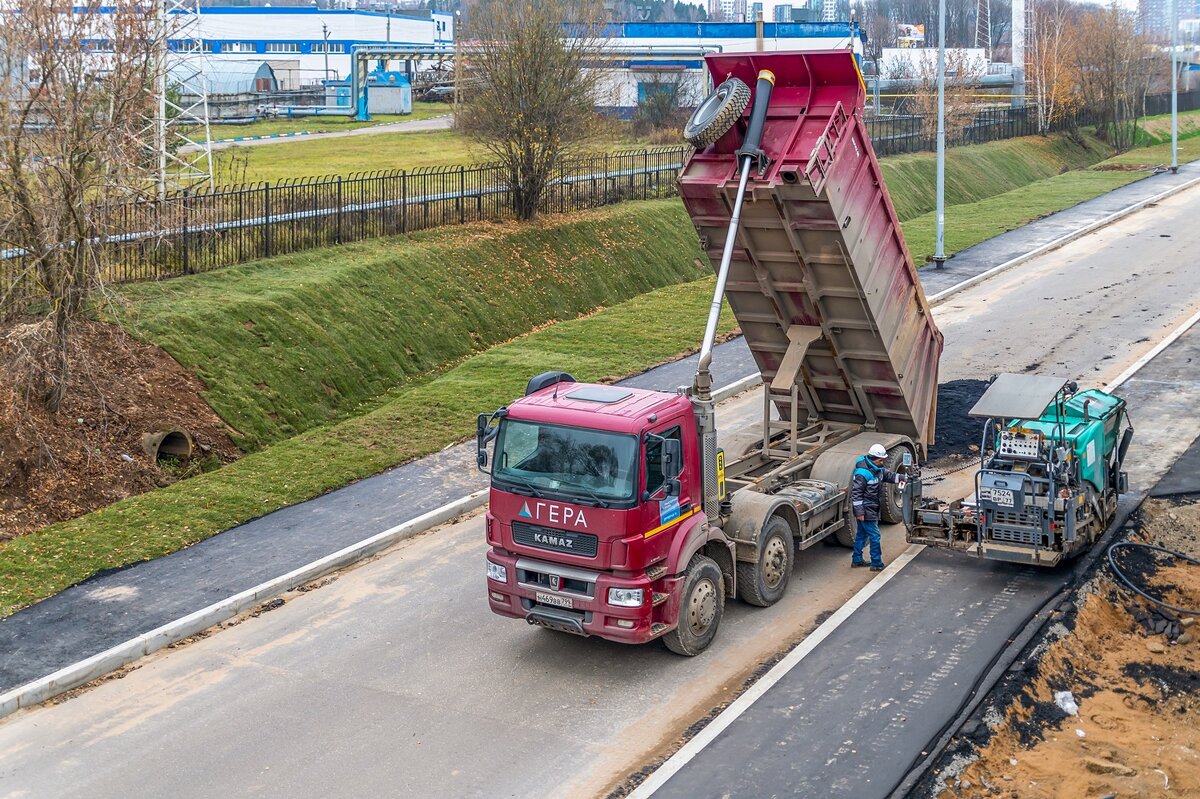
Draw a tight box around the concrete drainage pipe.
[141,430,194,462]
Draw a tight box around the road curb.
[6,169,1194,721]
[0,489,487,720]
[927,169,1200,305]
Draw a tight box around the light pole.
[1171,0,1179,173]
[322,21,331,83]
[933,0,946,268]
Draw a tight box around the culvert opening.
[141,430,194,462]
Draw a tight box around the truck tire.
[683,78,751,149]
[880,445,910,525]
[834,500,857,547]
[663,554,725,656]
[736,515,794,607]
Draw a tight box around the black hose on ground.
[1106,541,1200,616]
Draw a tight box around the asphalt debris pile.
[1129,604,1194,644]
[926,495,1200,799]
[928,379,990,461]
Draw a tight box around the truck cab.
[480,374,714,645]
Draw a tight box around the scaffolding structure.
[975,0,991,59]
[150,0,213,195]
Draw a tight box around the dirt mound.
[929,379,990,461]
[0,319,239,540]
[934,496,1200,799]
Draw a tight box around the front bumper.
[485,550,679,645]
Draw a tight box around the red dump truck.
[476,51,943,655]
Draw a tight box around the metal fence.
[5,91,1199,313]
[1,147,690,309]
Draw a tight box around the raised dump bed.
[678,50,943,453]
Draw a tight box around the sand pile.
[936,497,1200,799]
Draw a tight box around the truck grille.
[512,521,599,558]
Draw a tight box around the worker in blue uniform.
[850,443,902,572]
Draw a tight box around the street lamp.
[1171,0,1179,173]
[933,0,946,268]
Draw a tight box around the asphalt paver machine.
[903,373,1133,566]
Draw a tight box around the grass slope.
[118,201,706,450]
[901,169,1141,261]
[0,281,735,618]
[881,130,1115,222]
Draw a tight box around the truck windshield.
[493,419,638,504]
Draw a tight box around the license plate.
[536,591,574,609]
[982,488,1015,507]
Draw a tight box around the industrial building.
[174,6,455,88]
[145,10,868,120]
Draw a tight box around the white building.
[180,6,454,88]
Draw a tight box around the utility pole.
[1172,0,1179,173]
[933,0,946,268]
[322,21,331,82]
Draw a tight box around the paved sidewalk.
[0,162,1193,696]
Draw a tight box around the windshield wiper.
[556,481,611,509]
[496,474,544,498]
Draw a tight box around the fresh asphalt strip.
[1,164,1198,721]
[624,310,1200,799]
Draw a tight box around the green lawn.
[0,279,736,618]
[880,131,1116,221]
[118,201,707,451]
[901,169,1142,262]
[1134,107,1200,144]
[1101,132,1200,168]
[217,128,480,182]
[206,102,452,141]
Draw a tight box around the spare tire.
[683,77,751,149]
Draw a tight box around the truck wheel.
[683,78,751,149]
[881,445,910,525]
[663,554,725,656]
[834,501,857,547]
[737,515,794,607]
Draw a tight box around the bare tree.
[632,68,699,141]
[1028,0,1082,134]
[882,48,984,142]
[458,0,608,220]
[0,0,162,412]
[1074,3,1157,150]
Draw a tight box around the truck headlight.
[607,587,644,607]
[487,561,507,583]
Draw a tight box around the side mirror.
[662,439,683,479]
[665,478,682,498]
[476,409,505,473]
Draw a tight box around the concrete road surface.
[0,187,1198,799]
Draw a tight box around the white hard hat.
[868,444,888,459]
